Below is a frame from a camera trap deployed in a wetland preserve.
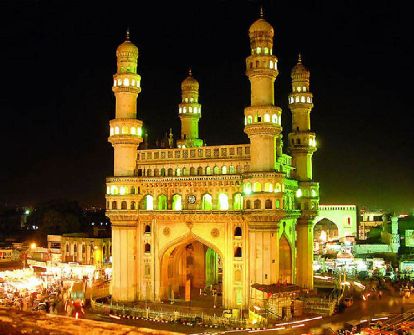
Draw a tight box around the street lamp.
[31,242,37,250]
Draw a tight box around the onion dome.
[181,68,199,91]
[116,29,138,58]
[291,54,310,80]
[248,8,274,39]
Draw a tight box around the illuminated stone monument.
[106,12,319,309]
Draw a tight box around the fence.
[91,299,249,329]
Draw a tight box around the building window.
[265,199,272,209]
[264,182,273,192]
[158,194,168,210]
[233,193,243,210]
[130,201,136,210]
[167,168,173,176]
[254,199,261,209]
[131,186,136,194]
[276,199,280,208]
[112,201,117,210]
[145,225,151,233]
[246,200,251,209]
[218,193,229,210]
[144,243,151,253]
[234,247,242,257]
[121,201,127,210]
[144,195,153,210]
[197,166,203,175]
[234,226,242,237]
[202,194,213,210]
[244,182,252,195]
[264,113,270,122]
[253,182,262,192]
[172,194,182,210]
[190,167,195,176]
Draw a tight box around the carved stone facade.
[105,15,319,309]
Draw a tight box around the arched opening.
[234,247,242,257]
[160,239,223,307]
[197,167,203,175]
[254,199,261,209]
[190,167,196,176]
[141,195,153,210]
[121,201,127,210]
[130,201,136,210]
[145,225,151,233]
[265,199,272,209]
[168,168,173,176]
[234,226,242,237]
[111,201,117,210]
[158,194,168,210]
[218,193,229,210]
[172,194,182,211]
[313,219,339,255]
[253,182,262,192]
[279,235,292,283]
[213,166,220,175]
[144,243,151,253]
[233,193,243,210]
[245,200,251,209]
[202,194,213,210]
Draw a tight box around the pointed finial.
[298,53,302,64]
[188,67,192,76]
[260,5,264,18]
[126,28,130,41]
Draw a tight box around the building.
[313,205,358,242]
[105,13,319,309]
[359,209,387,240]
[58,234,112,267]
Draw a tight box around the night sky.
[0,1,412,212]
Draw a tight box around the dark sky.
[0,1,412,212]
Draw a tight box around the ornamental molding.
[112,86,141,94]
[244,124,281,137]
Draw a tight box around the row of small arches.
[290,137,317,147]
[108,194,290,211]
[244,182,283,194]
[110,126,142,136]
[288,96,312,104]
[182,97,198,103]
[136,165,244,178]
[293,86,308,93]
[251,47,273,56]
[245,113,281,125]
[248,59,277,71]
[178,106,201,114]
[107,181,286,196]
[113,78,140,88]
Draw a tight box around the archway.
[160,238,223,307]
[314,218,339,242]
[313,218,340,255]
[279,235,292,283]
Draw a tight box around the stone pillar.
[296,219,313,289]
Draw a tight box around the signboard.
[405,230,414,247]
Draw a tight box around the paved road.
[84,292,414,335]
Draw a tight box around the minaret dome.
[291,54,310,81]
[181,69,199,92]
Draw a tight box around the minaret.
[177,69,203,148]
[108,30,143,176]
[288,54,319,289]
[288,54,317,181]
[244,11,282,171]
